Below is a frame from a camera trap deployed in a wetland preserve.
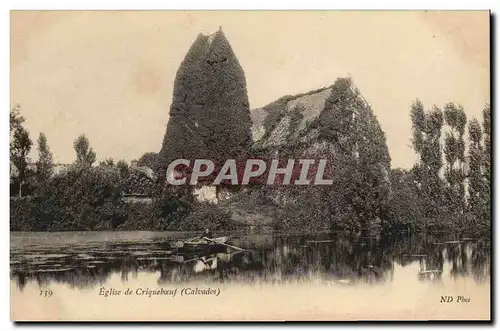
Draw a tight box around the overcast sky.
[11,10,490,169]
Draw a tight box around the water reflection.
[10,234,490,291]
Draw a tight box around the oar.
[203,237,245,251]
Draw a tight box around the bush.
[172,202,236,231]
[10,197,34,231]
[116,202,158,230]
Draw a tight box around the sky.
[10,10,490,169]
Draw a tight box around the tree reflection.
[10,234,490,290]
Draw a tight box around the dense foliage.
[10,105,32,198]
[254,78,391,235]
[385,101,491,237]
[9,31,491,236]
[137,152,158,169]
[157,29,253,182]
[10,163,231,232]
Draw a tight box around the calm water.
[10,231,491,289]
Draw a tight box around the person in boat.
[200,228,213,239]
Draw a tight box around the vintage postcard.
[10,10,491,321]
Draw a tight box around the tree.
[137,152,158,169]
[482,104,491,225]
[443,103,467,211]
[157,29,253,190]
[410,99,425,160]
[36,166,123,231]
[387,168,421,233]
[409,100,445,230]
[74,134,96,167]
[10,105,25,134]
[122,168,154,196]
[482,104,491,186]
[99,158,115,167]
[35,132,53,186]
[10,126,32,197]
[467,118,483,218]
[116,160,129,179]
[10,105,26,184]
[423,106,444,188]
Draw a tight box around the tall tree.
[409,99,426,198]
[74,134,96,167]
[423,106,444,187]
[410,99,425,162]
[482,104,491,186]
[10,126,32,197]
[10,105,24,134]
[467,118,483,217]
[157,28,253,188]
[443,103,467,210]
[409,100,445,230]
[10,105,26,182]
[35,132,53,186]
[482,104,491,224]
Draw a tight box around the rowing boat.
[170,236,229,249]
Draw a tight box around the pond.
[10,231,491,321]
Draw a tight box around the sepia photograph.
[9,10,491,321]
